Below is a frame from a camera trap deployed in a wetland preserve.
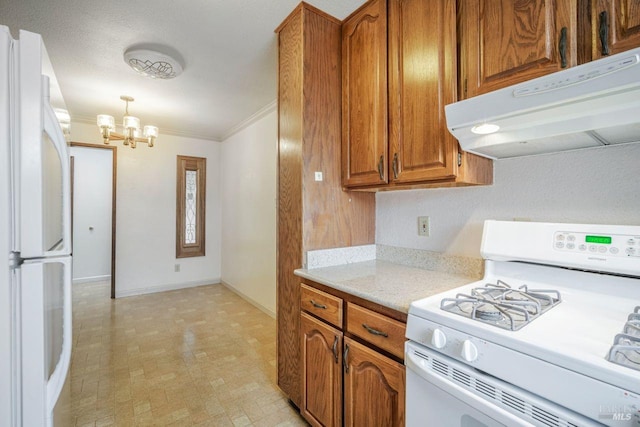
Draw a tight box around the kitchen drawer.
[346,303,406,359]
[300,284,343,329]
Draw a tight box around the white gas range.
[405,220,640,427]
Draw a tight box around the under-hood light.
[471,123,500,135]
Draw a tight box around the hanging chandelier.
[96,96,159,148]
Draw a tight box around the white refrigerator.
[0,26,73,426]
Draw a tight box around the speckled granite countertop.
[295,260,479,314]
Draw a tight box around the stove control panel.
[553,231,640,257]
[405,315,489,366]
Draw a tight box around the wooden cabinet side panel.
[388,0,457,183]
[592,0,640,58]
[342,0,389,187]
[276,9,304,407]
[301,313,343,427]
[461,0,577,97]
[303,9,376,250]
[344,338,406,427]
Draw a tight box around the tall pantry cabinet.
[275,3,376,408]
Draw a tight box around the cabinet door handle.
[363,323,388,338]
[599,11,610,56]
[332,336,339,364]
[343,344,350,373]
[559,27,568,68]
[310,299,326,309]
[377,155,384,181]
[392,153,399,179]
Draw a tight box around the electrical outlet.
[314,171,323,181]
[174,264,180,272]
[418,216,430,237]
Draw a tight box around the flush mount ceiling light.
[97,96,158,149]
[124,46,183,79]
[471,123,500,135]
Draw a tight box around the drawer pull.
[310,299,327,309]
[332,336,339,364]
[363,323,388,338]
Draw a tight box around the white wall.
[377,143,640,258]
[69,122,222,297]
[220,108,277,315]
[70,146,112,282]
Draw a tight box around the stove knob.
[461,340,479,362]
[431,328,447,349]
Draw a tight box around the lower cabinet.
[300,281,406,427]
[343,338,405,427]
[301,312,343,427]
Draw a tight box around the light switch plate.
[418,216,430,237]
[314,171,323,181]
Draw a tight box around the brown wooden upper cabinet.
[591,0,640,60]
[342,0,388,187]
[342,0,493,190]
[460,0,640,99]
[459,0,577,99]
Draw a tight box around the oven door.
[406,344,529,426]
[405,341,600,427]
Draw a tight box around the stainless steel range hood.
[445,48,640,159]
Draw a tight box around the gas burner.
[475,303,503,321]
[607,333,640,371]
[440,280,561,331]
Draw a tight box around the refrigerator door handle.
[45,256,71,421]
[42,94,71,257]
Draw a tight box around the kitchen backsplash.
[305,244,483,279]
[305,244,376,269]
[376,245,483,278]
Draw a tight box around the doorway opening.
[70,142,117,298]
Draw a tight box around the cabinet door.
[342,0,388,187]
[343,337,405,427]
[388,0,457,183]
[460,0,577,99]
[592,0,640,59]
[301,313,343,427]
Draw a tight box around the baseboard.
[73,275,111,285]
[220,280,275,318]
[116,278,222,298]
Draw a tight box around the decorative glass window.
[176,156,206,257]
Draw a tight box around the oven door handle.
[406,351,533,427]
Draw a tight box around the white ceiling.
[1,0,366,141]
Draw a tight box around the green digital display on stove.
[585,235,612,244]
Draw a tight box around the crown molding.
[220,100,277,141]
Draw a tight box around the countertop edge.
[295,268,407,313]
[294,260,480,314]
